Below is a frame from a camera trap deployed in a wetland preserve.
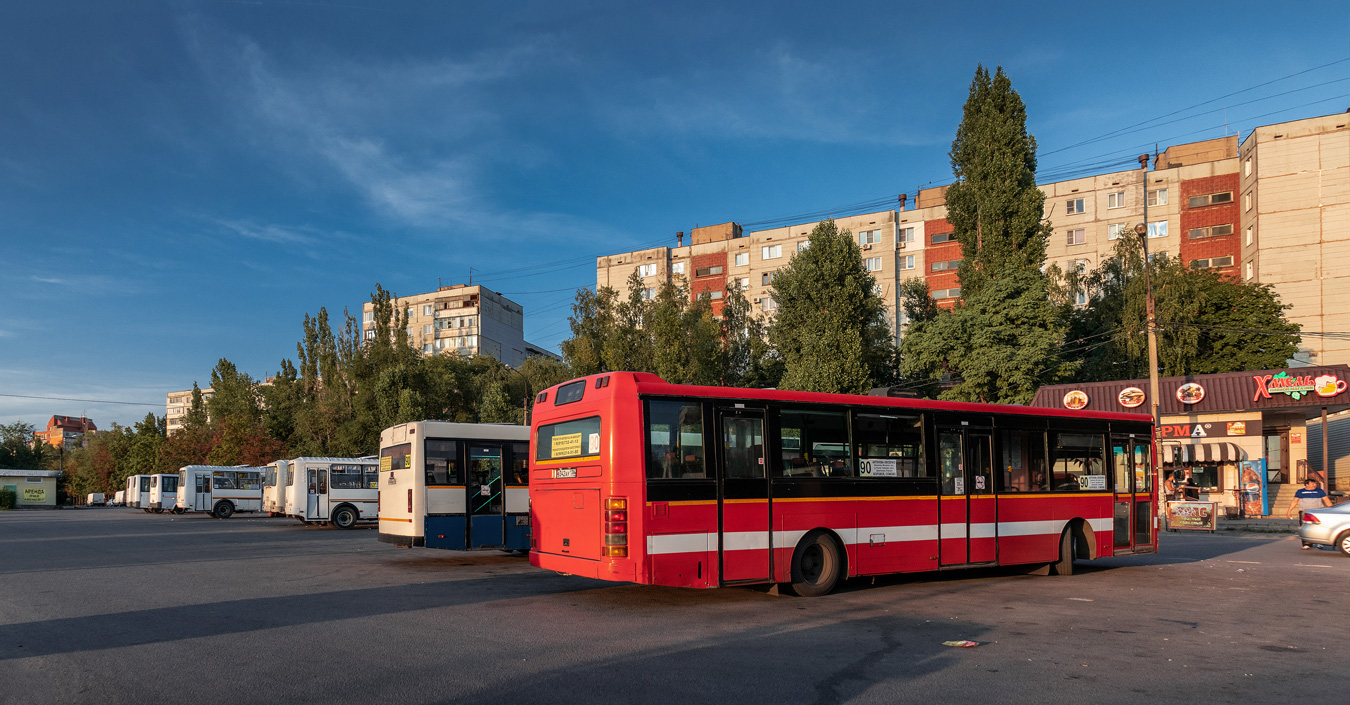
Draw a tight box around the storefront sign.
[1176,383,1205,405]
[1062,390,1089,410]
[22,486,47,503]
[1226,421,1248,436]
[1158,422,1251,438]
[1117,387,1145,408]
[1252,371,1316,401]
[1166,501,1217,531]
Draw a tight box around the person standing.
[1287,478,1332,549]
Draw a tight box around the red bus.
[529,372,1156,596]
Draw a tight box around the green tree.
[900,65,1071,404]
[0,421,50,469]
[768,219,895,394]
[207,358,260,427]
[1065,237,1301,379]
[184,383,208,429]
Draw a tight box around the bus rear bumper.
[531,551,637,582]
[379,532,422,548]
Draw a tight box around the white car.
[1298,500,1350,555]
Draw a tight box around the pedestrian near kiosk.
[1287,478,1332,549]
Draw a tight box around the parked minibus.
[262,460,291,516]
[126,475,151,510]
[377,422,530,550]
[176,466,264,518]
[282,457,380,528]
[147,473,180,513]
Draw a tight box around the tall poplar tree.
[901,65,1072,403]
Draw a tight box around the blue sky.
[2,0,1348,428]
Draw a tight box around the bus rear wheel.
[331,505,357,530]
[790,531,842,597]
[213,501,234,520]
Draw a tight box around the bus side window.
[779,409,852,478]
[999,430,1046,491]
[364,466,379,490]
[645,401,705,479]
[510,442,529,485]
[1050,433,1105,491]
[425,440,458,485]
[853,412,925,478]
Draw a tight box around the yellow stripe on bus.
[379,517,414,523]
[533,457,599,467]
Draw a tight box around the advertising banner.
[1238,459,1268,517]
[22,486,48,504]
[1166,501,1218,532]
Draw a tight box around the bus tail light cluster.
[602,497,628,558]
[407,489,413,514]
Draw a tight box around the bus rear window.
[537,416,601,461]
[381,443,412,474]
[555,380,586,406]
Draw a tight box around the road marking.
[1226,560,1261,564]
[1294,564,1333,568]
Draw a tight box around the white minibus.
[176,466,264,518]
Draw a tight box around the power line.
[0,393,161,407]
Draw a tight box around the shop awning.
[1161,442,1247,464]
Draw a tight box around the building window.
[866,257,883,271]
[1244,192,1252,211]
[1147,189,1168,206]
[708,290,723,300]
[933,287,961,300]
[899,255,915,270]
[1107,223,1128,240]
[695,265,723,277]
[761,296,777,311]
[422,324,432,335]
[1147,251,1167,263]
[1246,261,1254,280]
[1075,289,1088,306]
[762,245,782,260]
[859,229,882,246]
[931,232,954,244]
[1107,192,1125,209]
[1191,256,1234,269]
[363,311,374,323]
[1074,259,1090,275]
[1188,192,1233,208]
[1246,226,1253,246]
[1066,198,1085,215]
[1147,221,1168,239]
[672,262,685,275]
[899,227,915,245]
[422,343,432,354]
[761,272,775,286]
[641,287,656,300]
[930,259,961,272]
[734,252,749,267]
[1187,224,1234,239]
[1244,158,1252,177]
[1066,228,1086,246]
[406,307,414,318]
[797,241,810,253]
[638,263,658,277]
[422,305,433,316]
[364,330,375,340]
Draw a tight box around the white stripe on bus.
[646,518,1111,556]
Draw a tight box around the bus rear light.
[604,497,628,554]
[605,510,627,522]
[604,498,627,510]
[602,546,627,558]
[605,522,627,534]
[604,534,627,546]
[407,489,412,513]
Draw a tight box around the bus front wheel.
[331,505,357,530]
[1051,528,1076,576]
[213,501,234,520]
[790,531,843,597]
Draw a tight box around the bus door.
[307,468,328,519]
[194,473,211,511]
[1111,436,1134,551]
[1132,437,1155,551]
[938,428,996,565]
[468,444,505,548]
[715,406,769,584]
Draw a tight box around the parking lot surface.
[1,509,1345,704]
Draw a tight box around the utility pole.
[1136,154,1161,433]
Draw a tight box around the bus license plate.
[553,468,577,479]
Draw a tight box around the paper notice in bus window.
[552,433,583,458]
[380,456,391,473]
[1087,475,1107,490]
[589,433,600,455]
[860,459,898,477]
[954,477,964,494]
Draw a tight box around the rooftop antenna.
[469,267,477,285]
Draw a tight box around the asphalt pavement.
[1,508,1345,705]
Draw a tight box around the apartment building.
[595,111,1349,365]
[166,387,213,435]
[362,283,557,368]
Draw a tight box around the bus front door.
[716,407,769,584]
[938,430,996,565]
[468,444,505,548]
[1111,436,1134,551]
[307,469,326,519]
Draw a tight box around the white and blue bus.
[377,422,530,550]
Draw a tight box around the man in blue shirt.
[1287,478,1332,549]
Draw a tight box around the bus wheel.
[154,508,164,514]
[1051,528,1075,576]
[790,532,842,597]
[213,501,234,520]
[331,506,357,530]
